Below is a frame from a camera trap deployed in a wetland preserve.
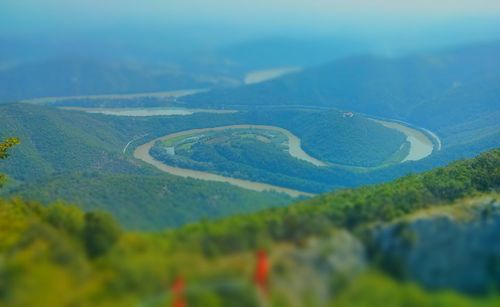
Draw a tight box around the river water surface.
[133,125,326,197]
[133,120,438,196]
[61,107,237,117]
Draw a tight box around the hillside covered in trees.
[184,42,500,129]
[0,103,422,227]
[184,42,500,159]
[0,105,295,229]
[0,147,498,306]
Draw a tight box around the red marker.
[253,249,270,294]
[171,276,187,307]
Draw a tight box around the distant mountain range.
[183,42,500,169]
[0,36,368,102]
[185,41,500,128]
[0,58,238,102]
[1,41,499,229]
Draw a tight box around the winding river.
[134,125,318,198]
[61,107,236,117]
[370,119,435,162]
[133,121,438,197]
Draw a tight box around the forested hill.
[184,41,500,130]
[0,104,294,229]
[0,103,130,181]
[0,149,498,306]
[167,148,500,252]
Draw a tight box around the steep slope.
[0,103,131,181]
[0,104,293,228]
[0,149,498,306]
[370,196,500,294]
[167,149,499,254]
[7,172,292,230]
[0,103,411,194]
[0,102,495,230]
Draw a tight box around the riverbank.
[132,119,438,196]
[370,119,435,162]
[134,128,315,197]
[60,107,237,117]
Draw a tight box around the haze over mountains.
[1,0,500,102]
[183,41,500,168]
[0,0,499,305]
[1,38,499,225]
[185,42,500,126]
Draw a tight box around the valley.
[135,119,436,195]
[2,3,500,305]
[134,125,325,197]
[0,42,498,230]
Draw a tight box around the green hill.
[238,109,408,167]
[7,171,291,230]
[150,109,408,193]
[0,101,497,231]
[0,103,413,215]
[0,104,293,229]
[0,103,131,181]
[183,42,500,176]
[0,149,498,306]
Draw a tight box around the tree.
[0,137,20,160]
[84,211,121,258]
[0,137,20,187]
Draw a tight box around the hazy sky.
[2,0,500,31]
[3,0,500,15]
[1,0,499,60]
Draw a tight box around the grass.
[166,129,288,155]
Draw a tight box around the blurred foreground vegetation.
[0,147,499,306]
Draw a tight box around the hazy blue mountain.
[184,41,500,129]
[216,36,367,71]
[0,58,236,102]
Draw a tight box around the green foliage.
[0,104,293,229]
[0,150,499,305]
[44,203,85,237]
[1,101,498,231]
[330,272,497,307]
[252,110,407,167]
[151,110,408,193]
[0,137,19,160]
[84,211,121,258]
[164,149,500,255]
[7,171,293,230]
[151,129,333,193]
[0,102,497,231]
[0,137,19,187]
[0,104,133,181]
